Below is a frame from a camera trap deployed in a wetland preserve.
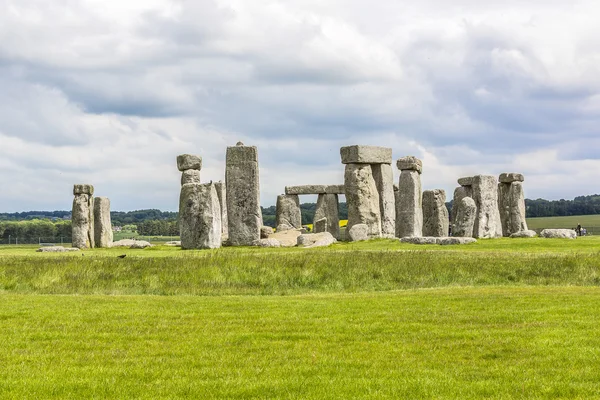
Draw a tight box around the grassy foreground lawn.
[1,287,599,399]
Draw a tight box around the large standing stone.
[276,194,302,229]
[396,157,423,238]
[498,174,528,237]
[93,197,113,248]
[214,181,228,235]
[452,197,477,238]
[422,189,449,237]
[72,184,94,249]
[179,183,221,249]
[226,144,262,246]
[344,163,381,238]
[472,175,503,238]
[313,193,340,239]
[372,163,396,237]
[450,186,468,228]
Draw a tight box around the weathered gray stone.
[540,229,577,239]
[372,163,396,237]
[177,154,202,171]
[226,144,262,246]
[451,186,468,227]
[499,173,525,183]
[438,237,477,245]
[498,181,528,237]
[297,232,336,248]
[111,239,151,248]
[285,185,345,195]
[458,177,474,187]
[313,194,340,239]
[276,194,302,229]
[314,217,328,234]
[400,236,438,245]
[270,229,302,247]
[396,170,423,238]
[344,163,382,238]
[422,189,450,237]
[181,169,201,185]
[165,241,182,246]
[179,183,222,249]
[72,188,94,249]
[36,246,80,253]
[130,241,153,249]
[73,184,94,196]
[261,226,273,239]
[252,238,281,248]
[214,181,228,235]
[276,223,293,232]
[93,197,113,248]
[340,145,392,164]
[348,224,369,242]
[396,156,423,173]
[510,230,537,238]
[472,175,503,238]
[452,197,477,238]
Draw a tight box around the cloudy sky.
[1,0,598,212]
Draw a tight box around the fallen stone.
[458,177,474,186]
[130,241,153,249]
[372,163,396,237]
[111,239,152,248]
[73,184,94,196]
[396,166,423,238]
[340,145,392,164]
[252,238,281,248]
[313,193,340,239]
[400,236,438,245]
[452,197,477,238]
[438,237,477,245]
[285,185,345,195]
[348,224,369,242]
[177,154,202,171]
[261,226,273,239]
[181,169,201,185]
[510,230,537,238]
[276,223,293,232]
[499,173,525,183]
[36,246,80,253]
[276,194,302,229]
[540,229,577,239]
[270,229,302,247]
[344,163,382,238]
[93,197,113,248]
[422,189,449,237]
[298,232,337,248]
[396,156,423,174]
[472,175,503,239]
[165,241,182,246]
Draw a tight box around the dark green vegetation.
[1,287,599,399]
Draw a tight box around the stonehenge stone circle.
[452,196,477,238]
[344,163,382,238]
[372,163,396,237]
[214,181,228,235]
[177,154,202,171]
[226,143,262,246]
[472,175,503,238]
[422,189,449,237]
[276,194,302,230]
[93,197,113,248]
[72,184,95,249]
[396,156,423,238]
[313,193,340,239]
[498,173,528,237]
[179,183,222,249]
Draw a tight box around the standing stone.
[314,217,328,234]
[498,173,528,237]
[472,175,503,238]
[93,197,113,248]
[451,186,468,228]
[372,163,396,238]
[276,194,302,229]
[181,169,201,185]
[226,144,262,246]
[422,189,449,237]
[313,193,340,239]
[344,163,381,238]
[72,184,95,249]
[179,183,221,249]
[214,181,228,235]
[396,157,423,238]
[453,197,477,237]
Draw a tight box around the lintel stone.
[396,156,422,173]
[458,177,474,186]
[177,154,202,171]
[340,145,392,164]
[73,184,94,196]
[285,184,345,195]
[499,173,525,183]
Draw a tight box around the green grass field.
[2,238,600,398]
[527,214,600,231]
